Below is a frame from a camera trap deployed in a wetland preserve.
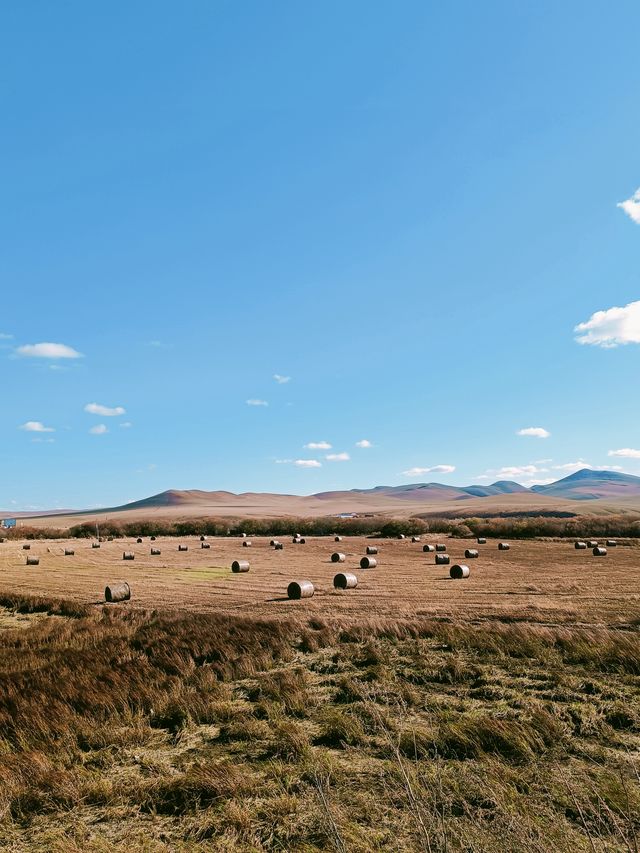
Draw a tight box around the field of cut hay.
[0,535,639,626]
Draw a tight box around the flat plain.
[1,535,638,626]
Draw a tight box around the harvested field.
[0,535,639,626]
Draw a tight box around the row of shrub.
[3,511,640,541]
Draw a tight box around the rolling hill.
[6,468,640,528]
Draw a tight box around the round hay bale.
[498,543,510,551]
[64,549,75,556]
[587,540,598,548]
[574,541,587,550]
[366,546,378,555]
[122,552,135,561]
[92,543,100,549]
[241,533,247,538]
[22,544,31,550]
[435,544,447,552]
[201,542,211,549]
[333,572,357,590]
[422,544,435,553]
[593,547,607,556]
[450,564,470,579]
[435,554,450,565]
[105,582,130,603]
[136,538,143,544]
[242,540,252,547]
[331,552,346,563]
[334,535,343,542]
[274,542,284,550]
[270,539,277,546]
[231,560,250,573]
[360,556,377,569]
[411,536,421,543]
[606,539,617,547]
[200,535,207,541]
[292,537,301,544]
[477,537,487,544]
[150,536,156,541]
[464,549,479,559]
[26,557,39,566]
[287,580,314,599]
[178,545,188,552]
[397,534,406,540]
[151,548,161,555]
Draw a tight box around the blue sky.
[2,1,640,510]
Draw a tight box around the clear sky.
[2,1,640,510]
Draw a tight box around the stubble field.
[0,534,638,626]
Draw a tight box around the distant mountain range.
[6,469,640,525]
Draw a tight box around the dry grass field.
[1,536,639,851]
[0,535,639,626]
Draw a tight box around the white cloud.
[519,477,556,487]
[294,459,321,468]
[552,460,590,472]
[273,374,291,384]
[495,465,543,477]
[517,427,550,439]
[20,421,55,433]
[608,448,640,459]
[617,188,640,224]
[84,402,126,417]
[16,342,83,359]
[31,438,55,444]
[246,399,268,407]
[355,439,373,448]
[305,441,332,450]
[89,424,108,435]
[326,452,350,462]
[120,422,133,428]
[574,300,640,348]
[402,465,456,476]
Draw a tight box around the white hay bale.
[464,549,479,559]
[435,554,450,565]
[178,545,188,552]
[450,564,470,579]
[423,544,435,553]
[592,546,607,556]
[366,546,378,555]
[498,543,510,551]
[231,560,250,573]
[331,552,346,563]
[122,552,135,560]
[360,556,377,569]
[333,572,357,590]
[105,581,130,603]
[151,548,161,556]
[287,580,314,599]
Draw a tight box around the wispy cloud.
[495,464,543,477]
[294,459,321,468]
[16,342,83,359]
[326,452,350,462]
[20,421,55,433]
[273,374,291,384]
[120,422,133,428]
[574,300,640,348]
[246,399,268,407]
[517,427,550,439]
[32,438,55,443]
[402,464,456,476]
[89,424,108,435]
[84,402,126,417]
[355,439,373,448]
[0,333,13,340]
[305,441,332,450]
[608,448,640,459]
[552,460,590,472]
[617,188,640,224]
